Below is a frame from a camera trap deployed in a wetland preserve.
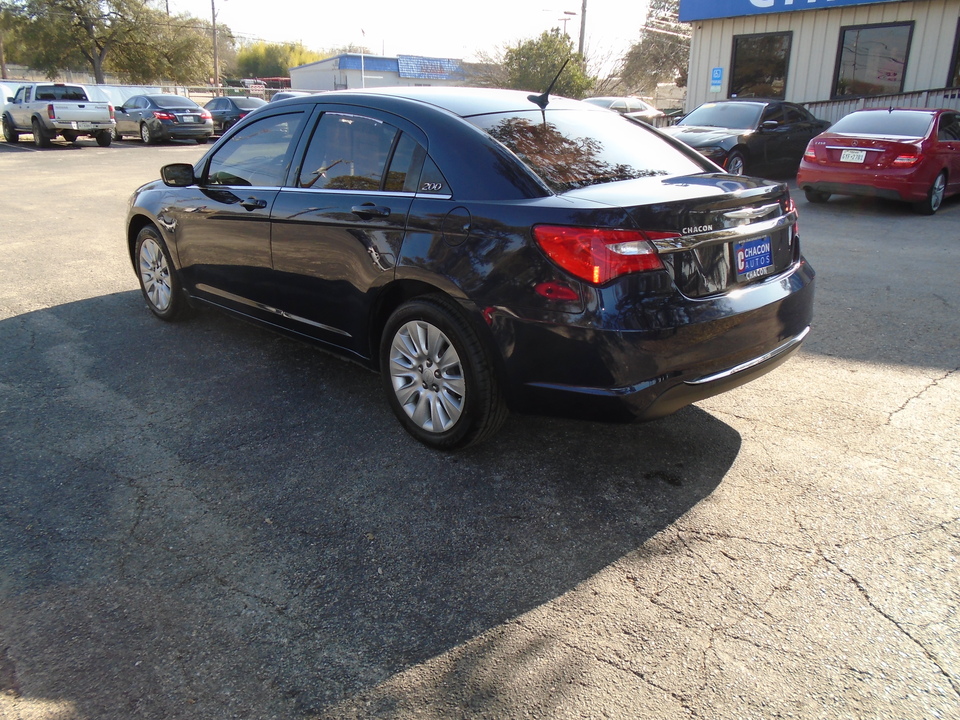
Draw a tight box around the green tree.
[500,28,593,99]
[1,0,231,84]
[621,0,689,94]
[6,0,151,83]
[107,9,218,84]
[236,40,324,79]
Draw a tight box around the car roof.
[283,86,597,118]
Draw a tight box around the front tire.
[725,150,746,175]
[112,125,123,141]
[135,225,192,321]
[32,118,52,148]
[913,172,947,215]
[381,296,507,450]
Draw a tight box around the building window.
[729,32,792,99]
[833,22,913,98]
[950,18,960,87]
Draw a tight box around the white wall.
[686,0,960,109]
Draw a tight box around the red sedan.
[797,108,960,214]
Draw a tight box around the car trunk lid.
[564,174,799,299]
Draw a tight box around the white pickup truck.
[2,82,115,148]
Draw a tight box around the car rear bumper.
[797,163,931,202]
[493,259,816,422]
[157,122,213,140]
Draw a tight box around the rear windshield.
[677,102,764,130]
[35,85,88,101]
[154,95,200,110]
[467,109,706,193]
[233,97,266,109]
[829,111,933,138]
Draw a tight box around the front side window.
[730,32,792,99]
[834,22,913,98]
[205,112,304,187]
[469,109,706,193]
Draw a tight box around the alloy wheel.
[388,320,466,433]
[138,236,172,312]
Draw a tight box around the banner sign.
[679,0,904,23]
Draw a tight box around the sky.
[166,0,651,65]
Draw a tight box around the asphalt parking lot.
[1,136,958,720]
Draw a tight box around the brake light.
[802,142,817,161]
[153,111,176,121]
[108,104,115,120]
[201,109,212,120]
[532,226,670,285]
[47,104,55,120]
[892,152,921,167]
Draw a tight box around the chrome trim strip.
[722,202,781,221]
[195,284,352,337]
[651,210,798,253]
[686,326,810,386]
[824,145,884,152]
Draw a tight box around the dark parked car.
[662,98,830,176]
[270,91,313,102]
[204,95,267,134]
[797,108,960,215]
[126,87,815,449]
[114,94,213,144]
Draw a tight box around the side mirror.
[760,120,780,131]
[161,163,196,187]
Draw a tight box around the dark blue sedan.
[126,87,814,449]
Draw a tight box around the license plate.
[735,236,774,279]
[182,115,198,123]
[840,149,866,163]
[77,122,94,130]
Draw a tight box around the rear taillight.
[47,104,56,120]
[533,226,671,286]
[892,152,921,167]
[153,111,176,121]
[108,104,115,120]
[201,109,213,120]
[802,142,817,162]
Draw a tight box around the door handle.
[351,203,390,218]
[240,197,268,211]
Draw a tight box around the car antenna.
[527,58,570,110]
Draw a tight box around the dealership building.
[681,0,960,113]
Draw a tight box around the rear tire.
[95,130,112,147]
[913,172,946,215]
[381,296,507,449]
[32,118,52,148]
[804,189,830,204]
[3,115,19,143]
[195,137,209,144]
[135,225,193,321]
[140,122,155,145]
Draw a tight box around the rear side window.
[206,112,304,187]
[468,109,705,193]
[299,113,399,190]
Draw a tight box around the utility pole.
[211,0,220,95]
[578,0,587,57]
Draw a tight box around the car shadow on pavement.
[0,291,741,719]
